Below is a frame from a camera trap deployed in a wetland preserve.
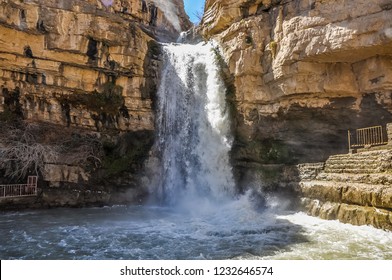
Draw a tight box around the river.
[1,203,391,259]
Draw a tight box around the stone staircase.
[317,150,392,184]
[323,150,392,174]
[298,149,392,231]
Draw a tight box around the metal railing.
[0,176,38,199]
[348,125,388,149]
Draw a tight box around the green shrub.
[269,41,278,59]
[0,108,19,123]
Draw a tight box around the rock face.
[0,0,190,132]
[0,0,191,208]
[201,0,392,186]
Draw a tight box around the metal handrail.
[0,176,38,199]
[348,125,387,149]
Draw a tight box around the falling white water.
[154,42,235,205]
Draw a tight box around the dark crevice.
[87,38,98,64]
[24,46,33,58]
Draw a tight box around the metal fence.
[0,176,38,199]
[348,125,387,149]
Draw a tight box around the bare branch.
[0,121,103,181]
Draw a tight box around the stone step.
[326,157,382,164]
[324,166,384,173]
[329,153,383,158]
[324,150,392,173]
[326,160,382,167]
[327,160,380,165]
[316,172,392,185]
[328,151,392,161]
[324,167,383,174]
[325,162,381,169]
[329,153,383,159]
[330,150,390,157]
[324,162,392,173]
[327,157,379,163]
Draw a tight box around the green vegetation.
[259,139,291,164]
[101,131,154,178]
[103,148,143,177]
[241,138,293,165]
[0,108,20,123]
[257,164,284,183]
[269,41,278,59]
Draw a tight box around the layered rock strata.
[0,0,190,132]
[201,0,392,185]
[298,148,392,231]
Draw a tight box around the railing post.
[348,130,351,152]
[387,123,392,145]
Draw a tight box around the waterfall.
[153,42,235,205]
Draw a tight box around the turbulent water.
[1,205,392,260]
[1,42,392,260]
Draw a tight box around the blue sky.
[184,0,205,24]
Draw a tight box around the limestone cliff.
[0,0,191,208]
[0,0,190,131]
[201,0,392,185]
[200,0,392,230]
